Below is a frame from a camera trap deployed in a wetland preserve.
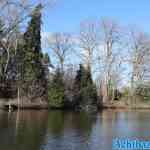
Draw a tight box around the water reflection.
[0,110,150,150]
[44,111,97,150]
[0,110,48,150]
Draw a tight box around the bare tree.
[128,29,150,105]
[79,20,100,73]
[47,33,73,72]
[0,0,34,81]
[97,18,123,103]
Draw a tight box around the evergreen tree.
[73,64,97,108]
[48,68,65,108]
[22,4,47,100]
[73,64,84,106]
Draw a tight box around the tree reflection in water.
[0,110,150,150]
[0,110,48,150]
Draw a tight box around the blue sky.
[42,0,150,33]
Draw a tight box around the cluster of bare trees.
[127,30,150,104]
[47,18,150,104]
[0,0,28,81]
[0,0,35,100]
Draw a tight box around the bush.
[48,86,65,108]
[136,85,150,101]
[48,69,65,108]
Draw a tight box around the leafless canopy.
[47,33,73,72]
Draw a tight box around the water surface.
[0,109,150,150]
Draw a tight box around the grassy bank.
[102,100,150,110]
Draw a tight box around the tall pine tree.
[22,4,47,101]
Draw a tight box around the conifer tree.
[73,64,97,108]
[22,4,47,100]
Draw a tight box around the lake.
[0,109,150,150]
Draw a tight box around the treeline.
[0,3,98,110]
[48,65,98,109]
[1,1,150,110]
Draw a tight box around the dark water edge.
[0,109,150,150]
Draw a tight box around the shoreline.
[0,100,48,110]
[102,101,150,110]
[1,99,150,111]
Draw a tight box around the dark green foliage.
[42,53,50,65]
[48,69,65,108]
[23,4,43,81]
[22,4,47,100]
[73,64,97,108]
